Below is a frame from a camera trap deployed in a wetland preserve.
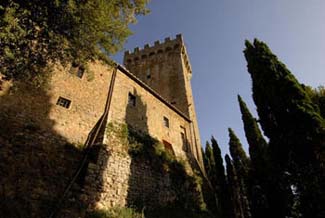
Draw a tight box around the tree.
[0,0,149,86]
[210,136,229,218]
[225,154,244,218]
[237,95,268,214]
[305,86,325,119]
[244,39,325,218]
[237,95,267,170]
[205,141,216,184]
[228,128,251,218]
[228,128,250,187]
[237,95,270,218]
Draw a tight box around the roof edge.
[116,65,192,122]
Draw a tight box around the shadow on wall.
[123,90,207,214]
[0,77,109,218]
[125,89,149,134]
[124,90,152,209]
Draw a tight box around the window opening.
[128,93,136,106]
[76,67,85,78]
[181,132,186,143]
[56,97,71,109]
[163,116,169,128]
[70,63,84,79]
[180,126,188,152]
[163,140,175,157]
[146,68,151,79]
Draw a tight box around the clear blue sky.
[113,0,325,157]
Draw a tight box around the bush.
[87,207,143,218]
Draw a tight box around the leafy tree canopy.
[0,0,149,85]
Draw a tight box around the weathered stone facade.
[0,35,205,217]
[123,34,203,165]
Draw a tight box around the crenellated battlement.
[123,34,192,74]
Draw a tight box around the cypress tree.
[211,136,229,218]
[225,154,244,218]
[202,146,219,216]
[228,128,251,218]
[202,146,210,179]
[237,95,270,218]
[244,39,325,218]
[205,141,216,185]
[237,95,267,169]
[228,128,250,183]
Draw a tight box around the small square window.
[76,67,85,78]
[163,116,169,128]
[56,97,71,109]
[128,93,136,106]
[70,63,84,79]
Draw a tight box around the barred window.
[56,97,71,109]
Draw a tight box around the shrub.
[87,207,143,218]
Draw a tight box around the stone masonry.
[0,34,205,217]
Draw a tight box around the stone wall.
[123,35,204,170]
[0,61,113,145]
[0,61,113,218]
[124,34,190,117]
[49,62,113,144]
[83,123,204,212]
[0,51,205,217]
[108,68,194,159]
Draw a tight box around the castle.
[0,34,206,216]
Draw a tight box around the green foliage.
[0,0,149,86]
[244,39,325,218]
[244,39,325,167]
[87,207,143,218]
[204,141,215,182]
[202,137,231,218]
[228,128,250,175]
[210,137,229,218]
[145,205,213,218]
[225,154,244,218]
[238,95,267,168]
[305,85,325,118]
[227,129,251,218]
[238,95,270,218]
[211,137,226,189]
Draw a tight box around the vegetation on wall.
[202,39,325,218]
[0,0,149,86]
[87,207,143,218]
[105,122,211,218]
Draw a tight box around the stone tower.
[123,34,203,168]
